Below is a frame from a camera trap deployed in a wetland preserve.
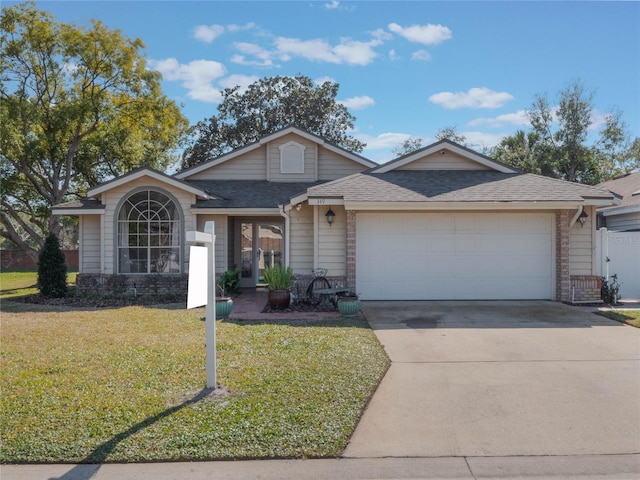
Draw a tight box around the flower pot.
[215,297,233,319]
[337,297,360,317]
[268,289,290,310]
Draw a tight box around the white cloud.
[461,131,507,150]
[227,22,256,32]
[388,23,452,45]
[231,42,274,67]
[468,110,530,128]
[149,58,227,103]
[388,49,399,61]
[218,74,260,92]
[339,95,375,110]
[314,76,336,85]
[324,0,340,9]
[274,35,382,66]
[411,49,431,61]
[429,87,514,109]
[357,132,413,150]
[194,24,225,43]
[589,109,608,131]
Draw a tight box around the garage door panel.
[357,212,554,300]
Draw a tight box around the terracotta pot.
[268,289,290,310]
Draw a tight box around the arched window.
[117,190,181,274]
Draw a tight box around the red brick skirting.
[570,275,602,303]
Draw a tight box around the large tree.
[493,81,638,184]
[182,75,365,168]
[0,2,188,260]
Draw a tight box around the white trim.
[345,201,594,211]
[88,169,210,198]
[52,208,105,215]
[372,142,517,173]
[308,197,345,206]
[79,216,84,273]
[313,205,319,270]
[191,208,280,215]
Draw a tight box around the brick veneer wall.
[76,273,188,298]
[346,210,357,290]
[556,210,571,302]
[570,275,602,302]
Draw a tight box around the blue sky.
[17,1,640,162]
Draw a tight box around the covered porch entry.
[229,217,285,288]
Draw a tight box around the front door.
[237,220,284,288]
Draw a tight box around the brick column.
[346,210,357,290]
[556,210,571,302]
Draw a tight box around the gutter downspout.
[279,204,291,267]
[569,205,584,229]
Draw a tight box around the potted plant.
[216,269,240,319]
[263,264,293,310]
[336,291,360,317]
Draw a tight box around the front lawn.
[1,301,389,463]
[1,271,77,300]
[597,309,640,328]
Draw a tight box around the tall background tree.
[0,2,188,260]
[492,80,638,184]
[182,75,365,169]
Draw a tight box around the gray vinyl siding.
[186,148,268,180]
[317,204,346,277]
[605,212,640,232]
[398,151,492,170]
[194,214,228,276]
[80,215,101,273]
[318,146,369,180]
[267,134,318,182]
[570,206,595,276]
[289,205,314,274]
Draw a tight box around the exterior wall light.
[578,209,589,226]
[325,208,335,226]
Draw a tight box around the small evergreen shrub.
[37,233,68,298]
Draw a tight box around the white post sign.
[186,221,217,389]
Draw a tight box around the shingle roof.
[596,171,640,210]
[307,171,615,203]
[52,199,105,210]
[189,180,326,208]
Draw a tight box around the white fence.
[596,228,640,300]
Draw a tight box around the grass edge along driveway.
[1,300,389,463]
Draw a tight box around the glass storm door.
[238,221,284,288]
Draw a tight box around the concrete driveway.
[345,301,640,458]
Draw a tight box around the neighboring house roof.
[175,126,377,180]
[189,180,325,209]
[307,171,616,205]
[596,171,640,214]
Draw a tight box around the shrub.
[218,269,240,296]
[263,265,293,290]
[37,233,68,298]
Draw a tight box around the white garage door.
[356,212,554,300]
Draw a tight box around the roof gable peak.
[372,139,518,174]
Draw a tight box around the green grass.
[0,299,389,463]
[597,309,640,328]
[1,271,77,300]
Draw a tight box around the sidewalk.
[3,454,640,480]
